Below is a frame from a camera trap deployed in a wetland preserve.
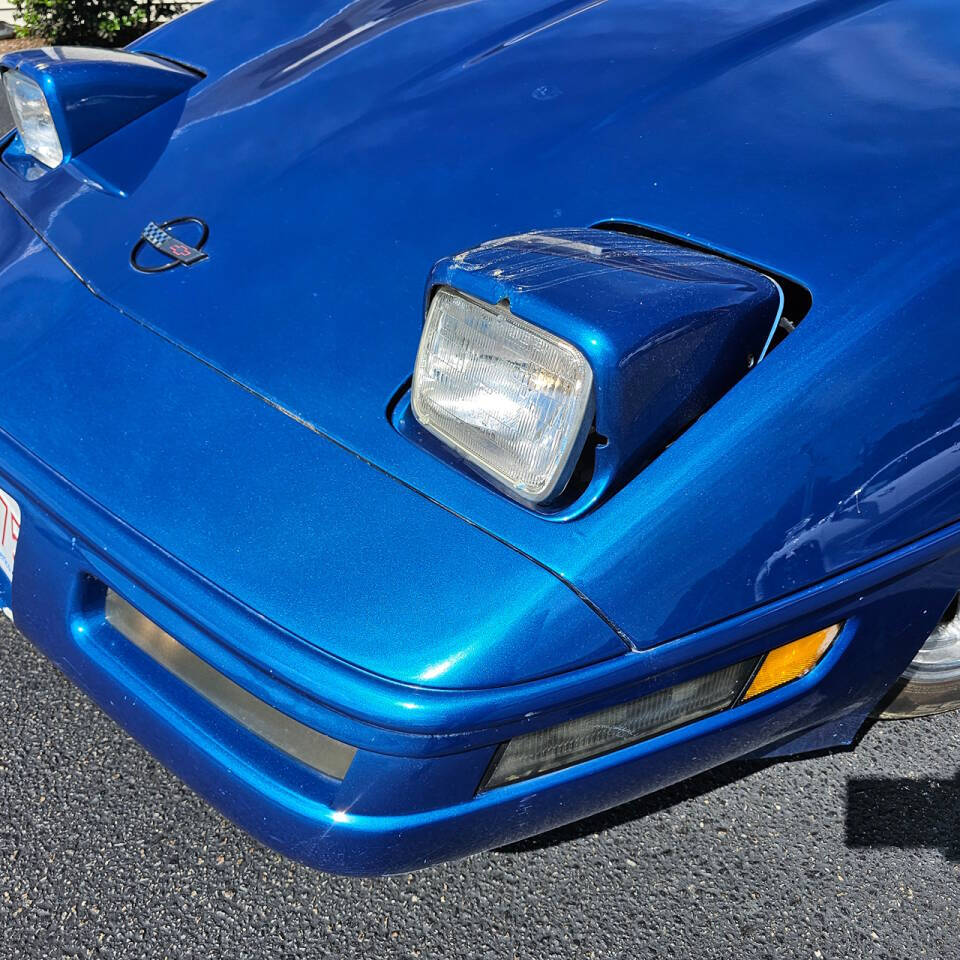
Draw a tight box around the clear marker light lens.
[3,70,63,168]
[481,658,760,791]
[105,589,356,779]
[412,288,593,504]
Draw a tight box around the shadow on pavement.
[846,769,960,861]
[497,754,779,854]
[499,722,886,854]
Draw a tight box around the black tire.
[876,676,960,719]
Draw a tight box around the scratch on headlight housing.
[411,287,594,504]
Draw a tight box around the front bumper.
[4,427,956,874]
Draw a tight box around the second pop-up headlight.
[3,70,62,168]
[1,46,199,173]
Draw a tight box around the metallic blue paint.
[0,0,957,872]
[1,46,197,184]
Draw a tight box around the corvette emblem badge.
[131,217,209,273]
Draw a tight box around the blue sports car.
[0,0,958,875]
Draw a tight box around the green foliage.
[15,0,185,46]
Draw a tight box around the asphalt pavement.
[1,616,958,958]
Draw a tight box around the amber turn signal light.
[741,624,841,701]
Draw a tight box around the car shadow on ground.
[498,719,960,860]
[495,753,780,854]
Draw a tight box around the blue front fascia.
[2,249,955,868]
[7,425,958,872]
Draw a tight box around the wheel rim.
[903,593,960,683]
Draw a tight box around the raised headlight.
[411,287,594,504]
[0,47,200,183]
[3,70,62,168]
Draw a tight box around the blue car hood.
[3,0,960,653]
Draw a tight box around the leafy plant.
[15,0,185,46]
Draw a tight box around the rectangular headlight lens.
[3,70,63,168]
[481,658,759,791]
[412,287,593,504]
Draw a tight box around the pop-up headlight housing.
[1,46,199,170]
[407,228,788,511]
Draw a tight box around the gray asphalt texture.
[1,615,958,959]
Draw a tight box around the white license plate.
[0,484,21,619]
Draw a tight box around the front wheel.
[877,593,960,719]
